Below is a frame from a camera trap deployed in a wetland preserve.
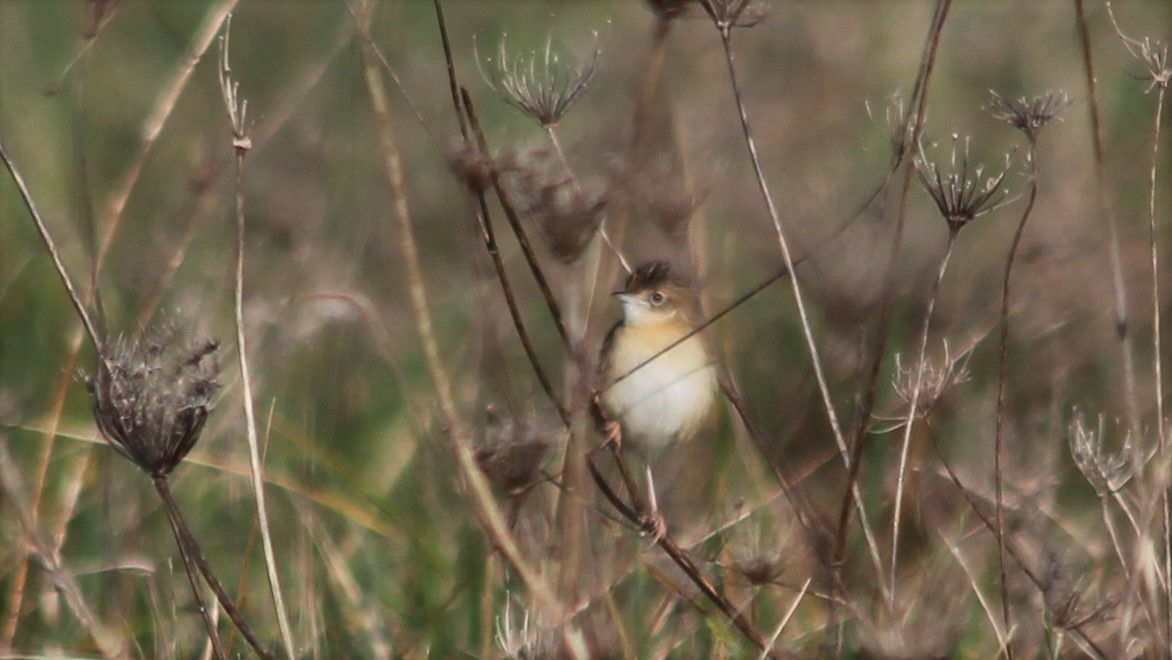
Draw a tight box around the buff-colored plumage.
[598,262,718,458]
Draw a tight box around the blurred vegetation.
[1,0,1172,657]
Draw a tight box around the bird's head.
[614,261,695,327]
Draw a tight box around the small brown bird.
[597,261,718,460]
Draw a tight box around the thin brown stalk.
[993,136,1039,659]
[0,437,127,659]
[833,2,950,628]
[703,1,890,606]
[219,21,297,657]
[0,141,104,649]
[94,0,238,273]
[583,453,775,657]
[356,15,586,655]
[458,91,570,427]
[0,140,102,349]
[1074,0,1140,436]
[927,425,1109,658]
[158,479,229,660]
[152,476,276,660]
[890,230,958,595]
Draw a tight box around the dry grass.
[1,0,1171,656]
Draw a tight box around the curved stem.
[994,136,1039,650]
[891,230,958,596]
[152,476,275,660]
[715,24,888,602]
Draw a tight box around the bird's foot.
[602,420,622,452]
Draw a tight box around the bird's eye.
[649,291,665,306]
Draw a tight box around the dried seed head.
[891,341,971,418]
[627,150,703,238]
[915,135,1012,234]
[1068,410,1144,496]
[1121,36,1170,92]
[84,321,220,477]
[475,406,561,495]
[701,0,771,30]
[987,90,1070,140]
[866,92,920,164]
[503,146,608,263]
[477,32,601,128]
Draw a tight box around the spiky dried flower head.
[502,145,608,263]
[477,31,601,128]
[475,405,562,495]
[915,135,1012,234]
[1068,409,1146,496]
[85,321,220,477]
[889,341,971,421]
[700,0,771,30]
[1119,35,1171,92]
[866,91,919,163]
[988,90,1070,140]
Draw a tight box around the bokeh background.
[2,0,1171,656]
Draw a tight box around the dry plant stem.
[994,136,1040,650]
[1074,0,1140,435]
[891,230,958,597]
[152,476,276,660]
[464,104,575,358]
[0,140,102,350]
[0,333,82,649]
[0,437,127,659]
[94,0,237,272]
[459,91,570,426]
[1150,80,1170,647]
[0,141,104,647]
[709,12,890,606]
[357,31,588,658]
[583,455,775,657]
[220,23,297,657]
[545,126,630,274]
[831,3,953,636]
[926,427,1110,658]
[157,478,229,660]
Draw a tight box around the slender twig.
[703,0,890,606]
[0,139,102,350]
[218,21,297,658]
[993,133,1039,660]
[152,476,276,660]
[0,437,127,659]
[1075,0,1140,436]
[890,230,958,595]
[460,90,571,426]
[94,0,238,274]
[833,0,951,614]
[356,15,586,655]
[158,479,229,660]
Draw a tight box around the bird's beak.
[612,291,636,303]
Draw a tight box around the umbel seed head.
[85,322,220,477]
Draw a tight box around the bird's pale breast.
[601,320,717,455]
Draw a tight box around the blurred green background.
[2,0,1171,656]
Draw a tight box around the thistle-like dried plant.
[915,135,1012,234]
[1068,410,1144,496]
[889,341,972,422]
[503,146,608,263]
[988,90,1070,141]
[700,0,771,30]
[475,406,562,495]
[477,32,601,128]
[85,321,220,477]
